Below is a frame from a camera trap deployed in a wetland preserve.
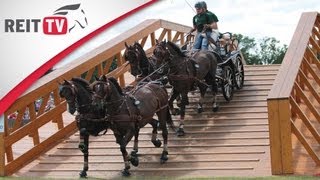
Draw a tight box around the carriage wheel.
[221,66,234,102]
[234,55,245,89]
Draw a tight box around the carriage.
[183,32,245,102]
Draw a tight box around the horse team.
[59,40,219,177]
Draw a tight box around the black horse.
[153,40,219,136]
[124,41,167,83]
[91,75,176,176]
[58,77,106,178]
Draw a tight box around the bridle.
[92,80,124,106]
[60,81,93,113]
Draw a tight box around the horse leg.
[170,88,182,107]
[78,128,89,178]
[150,118,162,148]
[176,93,188,136]
[212,80,219,112]
[158,111,169,163]
[169,88,180,115]
[197,83,208,113]
[116,131,137,176]
[131,129,139,158]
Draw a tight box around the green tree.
[257,37,287,65]
[235,34,287,65]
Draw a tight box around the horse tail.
[166,106,177,132]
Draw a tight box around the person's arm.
[209,21,218,30]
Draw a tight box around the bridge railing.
[267,12,320,175]
[0,19,191,176]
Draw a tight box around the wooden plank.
[140,36,148,47]
[180,33,185,45]
[290,97,320,144]
[267,99,293,174]
[10,107,26,133]
[37,94,49,116]
[167,29,172,41]
[291,121,320,166]
[172,32,181,42]
[4,102,66,147]
[278,12,317,98]
[150,32,156,46]
[5,121,77,175]
[103,58,114,75]
[97,63,104,77]
[160,19,192,33]
[298,70,320,105]
[294,82,320,123]
[303,57,320,86]
[116,53,125,87]
[267,99,283,174]
[278,100,293,174]
[157,29,167,42]
[28,103,40,146]
[268,12,317,99]
[84,67,95,82]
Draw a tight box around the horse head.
[153,39,170,63]
[59,80,77,114]
[91,76,124,112]
[124,42,142,76]
[54,3,88,33]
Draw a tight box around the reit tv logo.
[4,3,88,35]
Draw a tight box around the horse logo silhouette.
[53,3,88,33]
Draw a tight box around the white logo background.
[0,0,150,99]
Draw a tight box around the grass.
[0,176,319,180]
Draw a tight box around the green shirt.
[206,10,219,23]
[193,12,212,32]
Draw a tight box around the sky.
[55,0,320,67]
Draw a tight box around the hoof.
[212,106,219,112]
[197,107,203,113]
[172,108,180,115]
[131,150,138,157]
[152,139,162,148]
[122,169,131,176]
[160,151,168,164]
[130,156,139,167]
[78,143,87,153]
[177,101,181,107]
[176,128,185,137]
[79,171,87,178]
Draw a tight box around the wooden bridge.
[0,12,319,178]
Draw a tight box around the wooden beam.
[291,120,320,165]
[298,70,320,105]
[157,29,167,42]
[267,99,293,174]
[268,12,318,100]
[5,121,77,175]
[290,97,320,144]
[294,82,320,123]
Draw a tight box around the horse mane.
[108,77,124,95]
[134,42,149,69]
[71,77,92,94]
[166,41,186,57]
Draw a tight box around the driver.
[189,1,213,50]
[201,1,219,50]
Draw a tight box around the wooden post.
[0,115,5,176]
[267,98,293,175]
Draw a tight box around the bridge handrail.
[0,19,191,176]
[267,12,320,174]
